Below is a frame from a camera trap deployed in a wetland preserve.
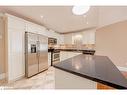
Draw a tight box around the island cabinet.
[97,83,114,89]
[55,68,97,89]
[48,52,51,67]
[60,51,82,62]
[54,54,127,89]
[55,68,115,89]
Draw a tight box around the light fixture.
[40,15,44,19]
[72,6,90,15]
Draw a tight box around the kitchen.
[0,6,127,89]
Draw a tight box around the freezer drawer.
[38,52,48,72]
[25,53,38,77]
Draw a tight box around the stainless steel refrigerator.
[25,32,48,78]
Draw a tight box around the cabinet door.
[37,26,46,35]
[68,52,82,58]
[88,32,95,44]
[60,51,68,61]
[82,32,88,44]
[8,28,25,81]
[26,22,37,33]
[8,16,25,30]
[82,31,95,44]
[60,51,82,62]
[64,34,72,44]
[48,53,51,67]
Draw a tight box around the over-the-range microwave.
[48,38,57,45]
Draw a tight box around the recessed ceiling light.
[40,15,44,19]
[72,6,90,15]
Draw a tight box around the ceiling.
[0,6,99,33]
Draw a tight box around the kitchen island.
[48,48,95,66]
[54,54,127,89]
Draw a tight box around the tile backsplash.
[53,44,95,50]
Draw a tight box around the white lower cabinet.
[48,52,51,67]
[55,68,97,89]
[60,51,82,62]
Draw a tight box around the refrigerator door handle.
[37,41,40,57]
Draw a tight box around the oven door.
[53,52,60,64]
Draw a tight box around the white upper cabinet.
[64,30,95,45]
[25,21,64,45]
[7,14,26,30]
[25,21,38,33]
[6,14,26,81]
[57,35,64,44]
[64,34,73,44]
[82,30,95,44]
[88,31,95,44]
[37,26,46,35]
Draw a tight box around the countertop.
[48,48,95,52]
[53,54,127,89]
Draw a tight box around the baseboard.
[8,74,25,83]
[117,66,127,72]
[0,73,5,80]
[15,74,25,81]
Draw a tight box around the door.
[25,32,38,77]
[38,35,48,72]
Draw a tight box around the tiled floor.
[1,67,55,89]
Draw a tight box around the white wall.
[96,20,127,68]
[98,6,127,28]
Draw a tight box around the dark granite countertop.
[48,48,95,52]
[53,54,127,89]
[55,48,95,51]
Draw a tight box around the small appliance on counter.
[82,50,95,55]
[48,37,57,45]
